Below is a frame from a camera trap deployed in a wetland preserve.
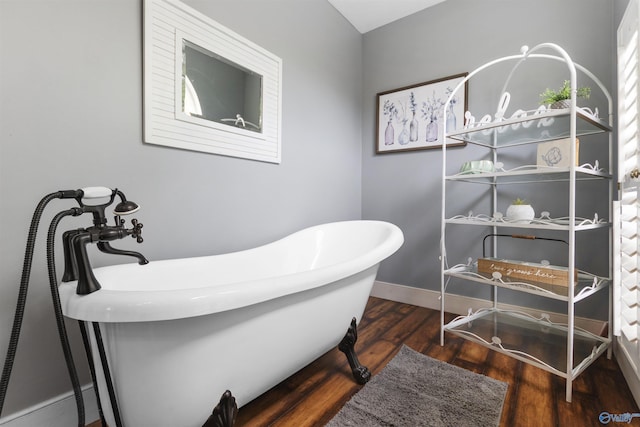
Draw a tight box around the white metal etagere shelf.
[439,43,614,402]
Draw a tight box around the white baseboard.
[371,280,607,336]
[0,384,98,427]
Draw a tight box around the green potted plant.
[506,197,535,223]
[539,80,591,109]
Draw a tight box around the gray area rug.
[326,345,507,427]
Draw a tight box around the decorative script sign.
[478,258,577,287]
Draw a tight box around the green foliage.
[512,197,529,205]
[539,80,591,105]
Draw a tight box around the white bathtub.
[59,220,403,427]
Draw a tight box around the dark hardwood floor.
[87,297,639,426]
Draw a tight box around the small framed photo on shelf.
[376,73,468,154]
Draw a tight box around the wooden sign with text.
[478,258,577,287]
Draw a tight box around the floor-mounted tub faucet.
[1,186,150,426]
[61,187,148,295]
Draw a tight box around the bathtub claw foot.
[338,317,371,384]
[203,390,237,427]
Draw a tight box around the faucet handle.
[131,218,144,243]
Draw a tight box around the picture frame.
[376,73,468,154]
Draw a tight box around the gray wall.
[362,0,619,319]
[0,0,362,417]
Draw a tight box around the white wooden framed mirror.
[143,0,282,163]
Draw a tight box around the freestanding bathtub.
[59,220,403,427]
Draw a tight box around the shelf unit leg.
[607,281,613,359]
[440,292,445,346]
[566,379,573,403]
[566,290,575,402]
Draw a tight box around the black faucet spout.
[97,242,149,265]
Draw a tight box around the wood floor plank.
[589,356,639,417]
[454,339,492,374]
[85,297,639,427]
[425,333,462,362]
[372,304,423,345]
[512,363,558,427]
[484,351,520,426]
[360,298,395,323]
[401,308,439,353]
[556,392,599,427]
[270,340,398,427]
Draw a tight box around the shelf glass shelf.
[444,308,610,377]
[444,213,610,231]
[444,262,610,302]
[446,165,612,184]
[447,108,611,147]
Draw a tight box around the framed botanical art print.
[376,73,468,153]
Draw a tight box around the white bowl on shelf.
[459,160,494,174]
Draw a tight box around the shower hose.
[0,192,107,427]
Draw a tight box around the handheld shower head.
[113,188,140,216]
[113,200,140,216]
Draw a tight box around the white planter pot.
[506,204,535,223]
[551,99,572,109]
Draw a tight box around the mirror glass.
[182,39,263,133]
